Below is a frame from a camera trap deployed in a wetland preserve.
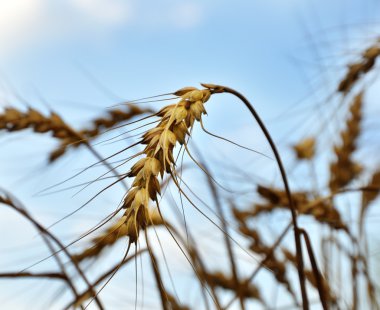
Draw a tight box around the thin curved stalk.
[41,235,85,310]
[299,229,328,310]
[164,218,223,309]
[207,84,309,310]
[223,222,292,309]
[0,193,104,310]
[190,144,245,309]
[145,230,169,310]
[65,249,147,310]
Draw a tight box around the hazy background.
[0,0,379,309]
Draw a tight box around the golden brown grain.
[329,93,363,192]
[338,41,380,93]
[49,105,152,162]
[121,87,211,243]
[293,137,316,160]
[73,209,163,262]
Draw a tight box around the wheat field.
[0,1,380,310]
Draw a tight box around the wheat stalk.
[359,169,380,233]
[233,208,299,303]
[0,191,104,309]
[283,249,337,306]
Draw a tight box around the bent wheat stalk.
[119,84,309,309]
[205,84,309,310]
[0,192,104,310]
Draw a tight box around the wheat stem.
[207,84,310,310]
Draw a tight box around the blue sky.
[0,0,380,309]
[1,0,377,109]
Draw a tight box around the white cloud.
[128,1,204,30]
[0,0,133,61]
[0,0,46,58]
[0,0,205,62]
[69,0,133,25]
[170,3,203,29]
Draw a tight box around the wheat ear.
[329,93,363,192]
[119,84,310,308]
[49,105,152,162]
[338,40,380,93]
[120,87,211,242]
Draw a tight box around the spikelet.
[256,185,309,207]
[338,40,380,93]
[204,271,265,304]
[49,105,151,162]
[121,87,211,242]
[0,107,75,139]
[73,209,163,262]
[243,185,309,218]
[293,137,316,160]
[329,93,363,192]
[236,185,348,231]
[299,200,348,231]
